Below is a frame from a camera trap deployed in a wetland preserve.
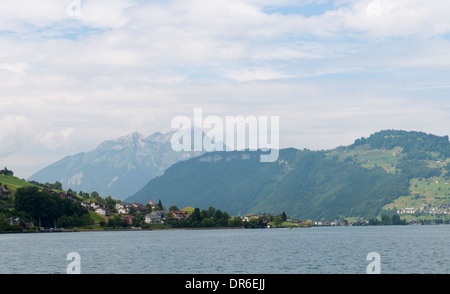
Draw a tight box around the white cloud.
[0,115,34,158]
[223,68,294,82]
[0,63,29,74]
[39,128,75,150]
[339,0,450,37]
[0,0,135,32]
[0,0,67,30]
[76,0,135,28]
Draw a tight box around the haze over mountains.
[125,130,450,220]
[28,131,204,200]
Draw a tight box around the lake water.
[1,225,450,274]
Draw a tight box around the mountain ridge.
[125,129,450,220]
[28,130,204,200]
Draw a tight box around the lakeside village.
[1,179,315,232]
[1,178,449,233]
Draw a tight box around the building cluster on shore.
[3,179,450,232]
[397,204,450,216]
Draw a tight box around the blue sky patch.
[263,1,343,17]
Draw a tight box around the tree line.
[353,130,450,158]
[165,207,237,228]
[165,206,294,229]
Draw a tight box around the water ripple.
[1,226,450,274]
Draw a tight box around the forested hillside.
[127,130,450,220]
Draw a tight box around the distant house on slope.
[131,203,148,213]
[122,215,135,226]
[95,207,109,216]
[170,210,189,220]
[115,203,125,210]
[91,202,107,210]
[59,191,80,202]
[117,207,129,214]
[0,186,10,195]
[8,217,33,229]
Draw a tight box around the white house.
[81,202,90,209]
[95,207,108,216]
[91,202,101,209]
[117,207,129,214]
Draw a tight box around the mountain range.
[29,129,450,221]
[125,130,450,220]
[28,131,204,200]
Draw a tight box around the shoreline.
[2,223,447,235]
[0,225,312,234]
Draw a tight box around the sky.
[1,0,450,179]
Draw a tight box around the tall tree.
[273,216,283,227]
[191,208,202,222]
[169,205,180,211]
[1,167,14,176]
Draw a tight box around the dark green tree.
[107,214,127,228]
[201,218,215,227]
[207,206,216,218]
[273,216,283,227]
[368,218,379,225]
[1,167,14,176]
[392,214,406,225]
[0,213,10,231]
[191,208,202,222]
[228,216,243,227]
[91,191,102,202]
[14,186,91,228]
[381,214,392,225]
[53,181,63,190]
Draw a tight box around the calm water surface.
[1,225,449,274]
